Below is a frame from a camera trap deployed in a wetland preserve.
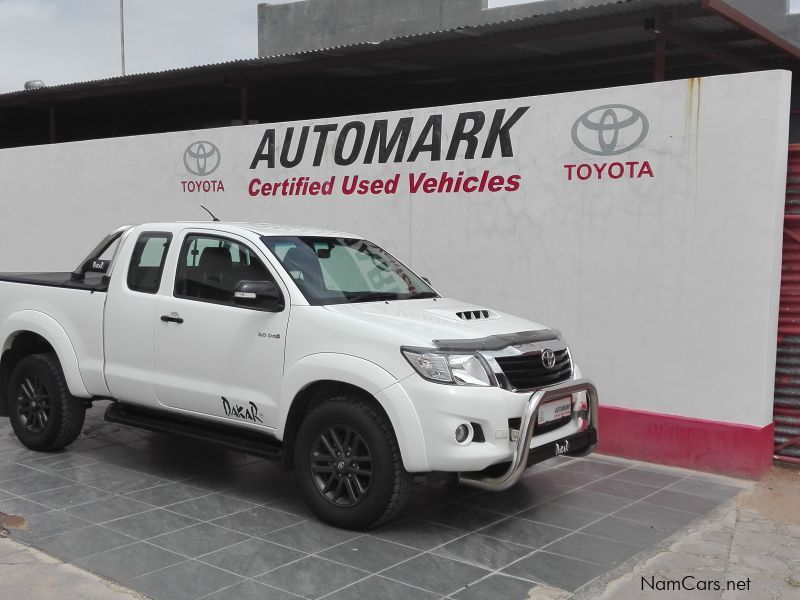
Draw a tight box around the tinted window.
[262,236,437,305]
[175,234,273,304]
[127,233,171,294]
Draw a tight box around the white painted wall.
[0,71,790,428]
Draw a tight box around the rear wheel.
[295,395,410,530]
[7,354,85,451]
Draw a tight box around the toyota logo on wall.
[571,104,649,156]
[183,141,221,176]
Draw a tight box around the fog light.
[455,423,473,445]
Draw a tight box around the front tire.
[7,354,86,452]
[295,395,411,530]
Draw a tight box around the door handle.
[160,315,184,324]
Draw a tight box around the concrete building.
[258,0,800,57]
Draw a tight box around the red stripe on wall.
[597,405,773,479]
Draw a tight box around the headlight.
[401,348,493,386]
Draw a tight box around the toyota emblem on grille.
[541,349,556,369]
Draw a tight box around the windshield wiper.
[346,292,400,303]
[406,291,439,299]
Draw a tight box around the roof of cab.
[148,221,361,239]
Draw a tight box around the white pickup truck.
[0,222,598,529]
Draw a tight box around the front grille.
[495,349,572,390]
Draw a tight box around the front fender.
[279,353,429,472]
[1,310,90,398]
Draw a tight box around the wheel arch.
[279,354,428,472]
[0,311,90,407]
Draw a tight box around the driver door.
[152,231,288,429]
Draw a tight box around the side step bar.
[104,402,283,460]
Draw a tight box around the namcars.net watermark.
[642,576,751,592]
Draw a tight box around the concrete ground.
[567,464,800,600]
[0,535,143,600]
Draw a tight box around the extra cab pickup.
[0,222,598,528]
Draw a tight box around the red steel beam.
[702,0,800,62]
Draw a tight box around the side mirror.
[233,280,284,312]
[422,277,432,286]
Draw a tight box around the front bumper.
[458,378,599,491]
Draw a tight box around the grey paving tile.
[0,496,52,516]
[199,537,306,578]
[0,462,38,481]
[502,550,607,592]
[667,478,745,501]
[319,535,419,572]
[148,522,251,557]
[33,524,135,561]
[479,517,570,549]
[421,503,506,530]
[204,580,301,600]
[545,532,643,567]
[383,553,490,596]
[66,496,152,523]
[9,510,92,542]
[610,467,684,488]
[25,452,98,472]
[0,471,73,495]
[327,575,439,600]
[552,490,632,514]
[581,477,660,501]
[264,519,361,553]
[167,493,256,520]
[223,481,288,504]
[59,463,165,494]
[526,468,599,488]
[614,501,699,531]
[644,489,722,514]
[373,518,467,551]
[451,574,534,600]
[128,559,243,600]
[104,508,200,539]
[264,492,317,518]
[581,515,672,547]
[124,482,210,507]
[25,484,109,509]
[256,556,368,599]
[211,505,304,537]
[557,459,626,478]
[517,501,605,529]
[433,532,532,570]
[75,541,185,582]
[461,483,573,515]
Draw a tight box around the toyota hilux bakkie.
[0,222,598,529]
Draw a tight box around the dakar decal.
[221,396,263,424]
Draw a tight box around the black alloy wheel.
[16,376,50,433]
[7,353,86,451]
[311,424,373,507]
[295,395,411,529]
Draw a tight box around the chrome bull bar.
[458,378,599,491]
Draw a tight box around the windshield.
[261,236,438,305]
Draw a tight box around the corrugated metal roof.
[0,0,700,98]
[0,0,794,102]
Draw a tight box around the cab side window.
[175,234,273,304]
[127,233,172,294]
